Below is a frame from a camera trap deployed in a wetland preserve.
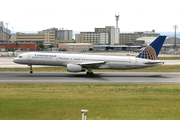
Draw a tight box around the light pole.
[173,25,178,49]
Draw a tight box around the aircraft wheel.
[86,72,94,76]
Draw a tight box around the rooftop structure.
[115,15,119,28]
[0,21,11,42]
[136,37,158,46]
[0,21,11,35]
[43,28,73,40]
[164,37,180,44]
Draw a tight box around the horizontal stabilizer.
[143,61,164,64]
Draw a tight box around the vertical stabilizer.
[136,36,166,60]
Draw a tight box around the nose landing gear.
[29,65,33,74]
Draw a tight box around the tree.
[49,45,54,48]
[39,43,44,50]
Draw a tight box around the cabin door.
[27,54,31,60]
[135,60,138,66]
[56,55,60,62]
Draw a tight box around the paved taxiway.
[0,72,180,84]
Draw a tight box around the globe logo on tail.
[136,46,157,60]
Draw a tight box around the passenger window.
[18,56,23,58]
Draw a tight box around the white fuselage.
[13,52,163,70]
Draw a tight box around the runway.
[0,72,180,84]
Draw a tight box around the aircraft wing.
[78,61,106,68]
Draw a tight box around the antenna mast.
[174,25,178,49]
[115,12,120,28]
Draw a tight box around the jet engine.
[67,64,85,72]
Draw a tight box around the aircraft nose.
[13,59,18,63]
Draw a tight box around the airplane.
[13,35,166,76]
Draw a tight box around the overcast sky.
[1,0,179,33]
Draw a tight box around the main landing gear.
[86,67,94,76]
[29,65,33,74]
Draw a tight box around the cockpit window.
[18,56,23,58]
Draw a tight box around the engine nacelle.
[67,64,85,72]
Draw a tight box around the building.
[75,34,84,43]
[76,28,159,46]
[76,32,108,45]
[119,32,160,45]
[16,31,55,44]
[164,37,180,44]
[55,40,75,44]
[0,42,39,51]
[10,34,17,42]
[135,37,158,46]
[43,28,72,40]
[162,37,180,51]
[38,31,56,44]
[93,45,141,51]
[95,26,119,45]
[56,29,72,40]
[58,43,93,51]
[135,37,180,52]
[0,21,11,51]
[76,26,119,45]
[76,15,120,45]
[0,21,11,42]
[13,28,73,45]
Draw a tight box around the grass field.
[0,84,180,120]
[0,65,180,72]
